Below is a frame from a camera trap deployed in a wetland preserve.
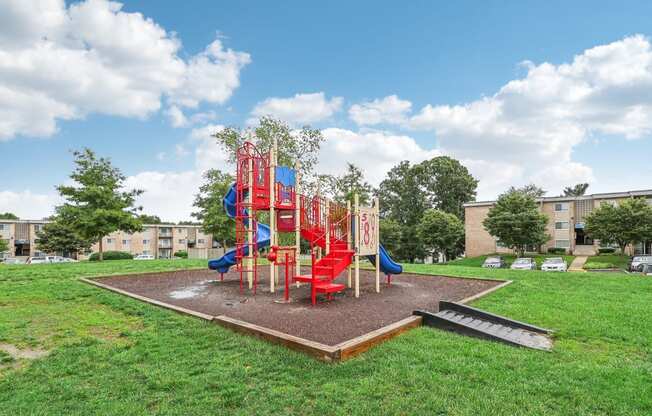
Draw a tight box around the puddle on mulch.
[169,279,215,299]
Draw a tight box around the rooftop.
[464,189,652,208]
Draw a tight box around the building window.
[554,203,569,212]
[0,224,5,231]
[555,240,570,248]
[555,221,569,230]
[177,228,184,233]
[198,239,205,244]
[122,239,130,245]
[178,239,186,244]
[143,239,150,245]
[106,238,114,244]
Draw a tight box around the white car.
[541,257,568,272]
[53,256,78,263]
[1,257,24,265]
[134,254,155,260]
[482,256,505,268]
[510,258,536,270]
[27,256,50,264]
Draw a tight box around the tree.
[0,212,19,220]
[483,190,550,256]
[507,184,546,198]
[56,148,143,261]
[331,163,373,205]
[417,210,464,262]
[36,215,93,258]
[192,169,235,249]
[415,156,478,219]
[563,183,589,197]
[138,214,163,224]
[0,238,8,254]
[379,218,402,260]
[376,161,427,262]
[214,116,324,180]
[585,198,652,254]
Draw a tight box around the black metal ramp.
[414,301,553,351]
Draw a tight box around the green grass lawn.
[583,254,630,270]
[1,259,651,415]
[448,254,575,268]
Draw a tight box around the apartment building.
[0,220,213,259]
[464,189,652,257]
[91,225,214,259]
[0,219,48,258]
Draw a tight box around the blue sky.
[1,0,652,220]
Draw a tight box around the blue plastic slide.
[366,244,403,275]
[208,184,271,273]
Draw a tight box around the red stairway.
[295,197,354,305]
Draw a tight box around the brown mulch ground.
[94,267,503,345]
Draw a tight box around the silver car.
[510,258,536,270]
[641,264,652,276]
[541,257,568,272]
[629,256,652,272]
[482,256,504,268]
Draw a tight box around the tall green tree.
[483,190,550,256]
[416,156,478,219]
[417,209,465,262]
[376,161,427,262]
[138,214,163,224]
[332,163,373,205]
[213,116,324,179]
[507,184,546,198]
[36,215,93,257]
[563,183,589,197]
[56,148,143,261]
[192,169,235,249]
[0,212,18,220]
[585,198,652,254]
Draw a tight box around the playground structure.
[208,139,403,305]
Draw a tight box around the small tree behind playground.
[585,198,652,254]
[483,189,549,257]
[417,209,464,262]
[56,148,143,261]
[192,169,235,249]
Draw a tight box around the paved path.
[569,256,588,272]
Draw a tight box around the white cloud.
[407,35,652,198]
[0,190,60,219]
[165,106,188,128]
[0,0,249,140]
[124,124,229,221]
[349,95,412,126]
[250,92,343,125]
[319,128,440,185]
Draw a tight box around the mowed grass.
[583,254,630,270]
[448,253,575,268]
[0,260,651,415]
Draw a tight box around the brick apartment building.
[464,189,652,257]
[0,220,213,259]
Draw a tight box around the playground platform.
[84,267,508,361]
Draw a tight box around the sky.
[1,0,652,221]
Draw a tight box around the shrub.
[89,251,133,261]
[174,250,188,258]
[547,247,566,254]
[598,247,616,254]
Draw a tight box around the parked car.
[629,256,652,272]
[1,257,24,265]
[53,256,77,263]
[134,254,155,261]
[482,256,504,268]
[640,263,652,276]
[510,257,536,270]
[541,257,568,272]
[26,256,50,264]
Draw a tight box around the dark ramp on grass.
[415,301,553,351]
